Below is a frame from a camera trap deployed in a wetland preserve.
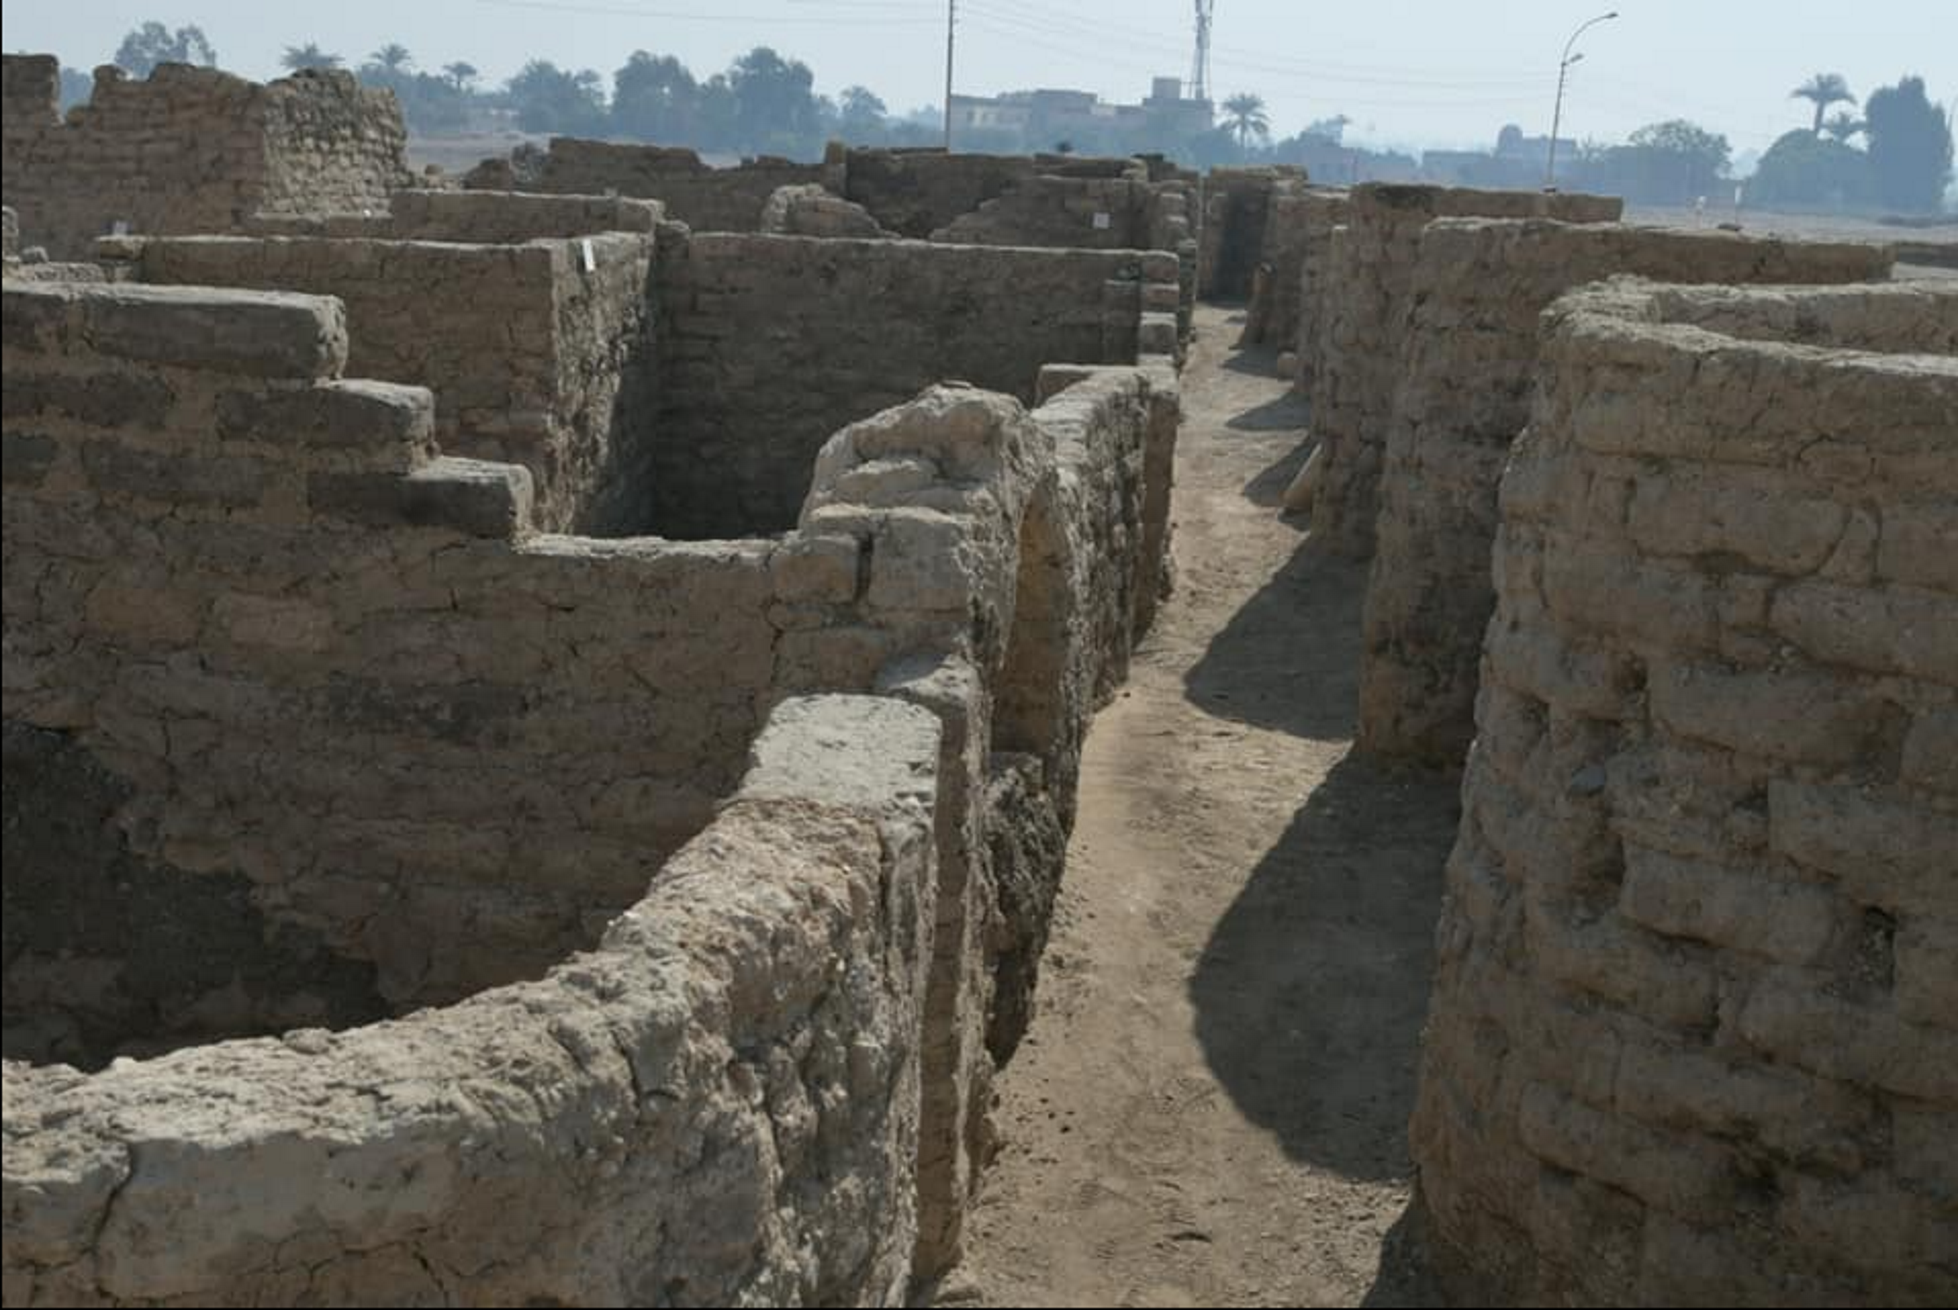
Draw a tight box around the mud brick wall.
[2,693,943,1308]
[1,55,409,260]
[930,172,1154,248]
[1309,183,1622,558]
[124,231,658,534]
[1409,279,1958,1307]
[651,230,1172,537]
[245,188,664,244]
[1198,166,1308,299]
[1242,184,1346,354]
[2,281,788,1028]
[1359,222,1895,767]
[842,148,1044,238]
[468,136,833,232]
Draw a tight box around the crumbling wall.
[3,281,778,1027]
[465,137,833,232]
[841,148,1043,238]
[120,230,657,534]
[1359,221,1896,767]
[0,55,410,260]
[2,693,944,1308]
[760,182,890,237]
[651,230,1177,537]
[1410,279,1958,1306]
[930,170,1154,248]
[1309,183,1622,557]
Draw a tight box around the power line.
[475,0,940,25]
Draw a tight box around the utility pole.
[944,0,956,149]
[1190,0,1214,105]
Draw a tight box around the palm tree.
[1791,73,1855,135]
[369,43,413,75]
[1821,109,1866,144]
[1223,92,1270,151]
[443,61,480,93]
[281,43,344,72]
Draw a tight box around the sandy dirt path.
[936,306,1461,1307]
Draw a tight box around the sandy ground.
[931,307,1462,1307]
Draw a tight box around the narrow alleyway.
[944,306,1462,1307]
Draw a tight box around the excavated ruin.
[4,48,1953,1310]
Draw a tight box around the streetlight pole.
[1545,10,1617,190]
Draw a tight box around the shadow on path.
[1183,534,1366,741]
[1188,752,1458,1180]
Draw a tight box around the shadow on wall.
[1186,752,1458,1181]
[1183,534,1367,741]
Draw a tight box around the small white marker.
[581,238,597,272]
[1092,212,1111,230]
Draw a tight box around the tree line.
[57,23,1958,212]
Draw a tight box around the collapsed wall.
[1309,183,1622,557]
[3,272,1180,1300]
[1410,279,1958,1306]
[652,231,1179,537]
[1,54,411,261]
[1359,221,1896,767]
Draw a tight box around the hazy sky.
[6,1,1952,153]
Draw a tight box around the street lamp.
[1545,10,1618,190]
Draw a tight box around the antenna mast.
[1190,0,1214,103]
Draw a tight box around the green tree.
[1821,110,1866,144]
[113,22,217,77]
[1305,114,1351,144]
[611,51,698,142]
[727,47,821,154]
[443,61,479,93]
[1749,127,1874,209]
[837,85,888,141]
[281,43,344,72]
[367,44,413,76]
[1223,93,1269,151]
[506,60,606,135]
[1790,73,1855,135]
[58,66,93,109]
[1619,119,1733,200]
[1863,75,1954,212]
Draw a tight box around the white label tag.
[1092,212,1111,230]
[111,219,129,236]
[581,238,597,272]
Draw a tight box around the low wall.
[1410,279,1958,1305]
[1309,183,1622,558]
[1242,185,1346,361]
[651,230,1177,537]
[1358,221,1896,766]
[2,693,943,1307]
[842,148,1042,238]
[120,229,658,534]
[465,137,832,232]
[1,55,410,261]
[246,188,664,244]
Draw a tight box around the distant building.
[950,77,1212,149]
[1420,123,1574,188]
